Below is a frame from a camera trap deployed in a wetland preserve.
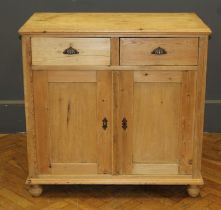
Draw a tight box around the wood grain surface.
[19,13,211,35]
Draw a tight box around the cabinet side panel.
[193,36,209,178]
[22,36,38,177]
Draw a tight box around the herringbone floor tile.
[0,133,220,210]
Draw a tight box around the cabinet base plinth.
[26,175,203,186]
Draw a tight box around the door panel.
[49,82,97,164]
[116,71,196,175]
[33,71,112,175]
[133,82,181,164]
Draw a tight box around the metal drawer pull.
[63,46,79,55]
[122,118,128,130]
[151,47,167,55]
[102,117,108,130]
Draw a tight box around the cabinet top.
[19,13,211,35]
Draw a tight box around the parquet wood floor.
[0,133,220,210]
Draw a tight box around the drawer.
[120,38,198,66]
[31,38,110,66]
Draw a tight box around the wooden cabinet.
[19,13,211,197]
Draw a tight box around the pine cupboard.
[19,13,211,197]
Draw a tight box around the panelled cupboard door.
[33,70,112,175]
[115,71,196,175]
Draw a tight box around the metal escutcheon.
[122,118,128,130]
[102,118,108,130]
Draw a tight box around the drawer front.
[32,38,110,66]
[120,38,198,66]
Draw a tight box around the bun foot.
[29,185,43,197]
[187,185,200,197]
